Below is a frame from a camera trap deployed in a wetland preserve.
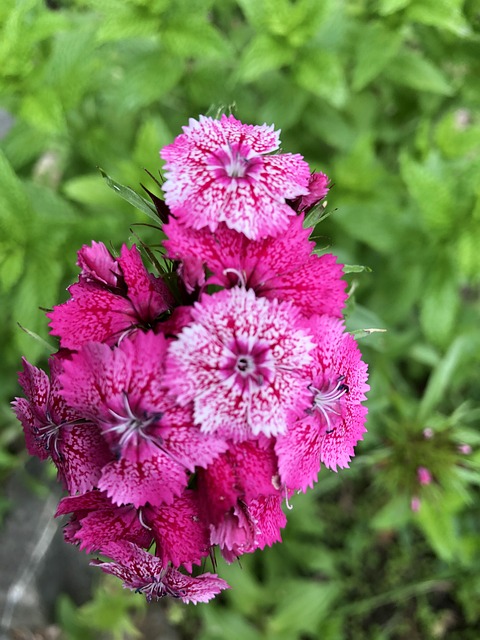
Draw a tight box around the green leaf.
[163,19,232,59]
[419,335,472,420]
[237,34,294,82]
[399,152,456,237]
[435,109,480,159]
[386,50,454,95]
[406,0,471,36]
[352,22,404,91]
[267,580,341,636]
[377,0,412,15]
[99,169,159,222]
[343,264,373,274]
[295,49,348,108]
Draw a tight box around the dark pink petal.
[295,171,330,212]
[118,244,172,321]
[17,357,49,416]
[160,405,229,473]
[144,490,210,572]
[12,397,49,460]
[197,439,280,524]
[59,332,168,428]
[56,492,152,552]
[91,541,229,603]
[164,214,346,318]
[56,490,113,517]
[247,495,287,550]
[77,241,120,287]
[54,423,113,495]
[47,282,134,349]
[98,441,187,508]
[275,415,322,492]
[211,495,286,562]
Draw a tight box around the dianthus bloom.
[163,286,315,441]
[161,114,310,240]
[13,112,371,606]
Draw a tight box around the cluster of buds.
[13,115,369,604]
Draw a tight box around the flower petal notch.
[160,114,310,240]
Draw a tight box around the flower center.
[309,375,349,434]
[207,142,262,183]
[219,336,275,392]
[105,392,163,450]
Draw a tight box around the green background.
[1,0,479,638]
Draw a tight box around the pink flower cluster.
[13,115,369,605]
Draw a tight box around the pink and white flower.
[163,287,315,441]
[275,315,369,490]
[160,114,310,240]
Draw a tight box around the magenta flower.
[12,356,113,495]
[163,287,315,441]
[164,213,346,318]
[47,243,173,350]
[275,315,369,490]
[160,114,310,240]
[91,541,229,604]
[59,331,227,507]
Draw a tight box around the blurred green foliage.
[1,0,479,637]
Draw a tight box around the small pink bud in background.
[411,496,421,512]
[417,466,432,485]
[458,444,472,455]
[423,428,434,439]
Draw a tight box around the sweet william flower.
[91,541,229,604]
[164,213,347,319]
[59,331,227,507]
[48,243,173,350]
[163,287,315,441]
[275,315,369,491]
[160,114,310,240]
[291,171,330,213]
